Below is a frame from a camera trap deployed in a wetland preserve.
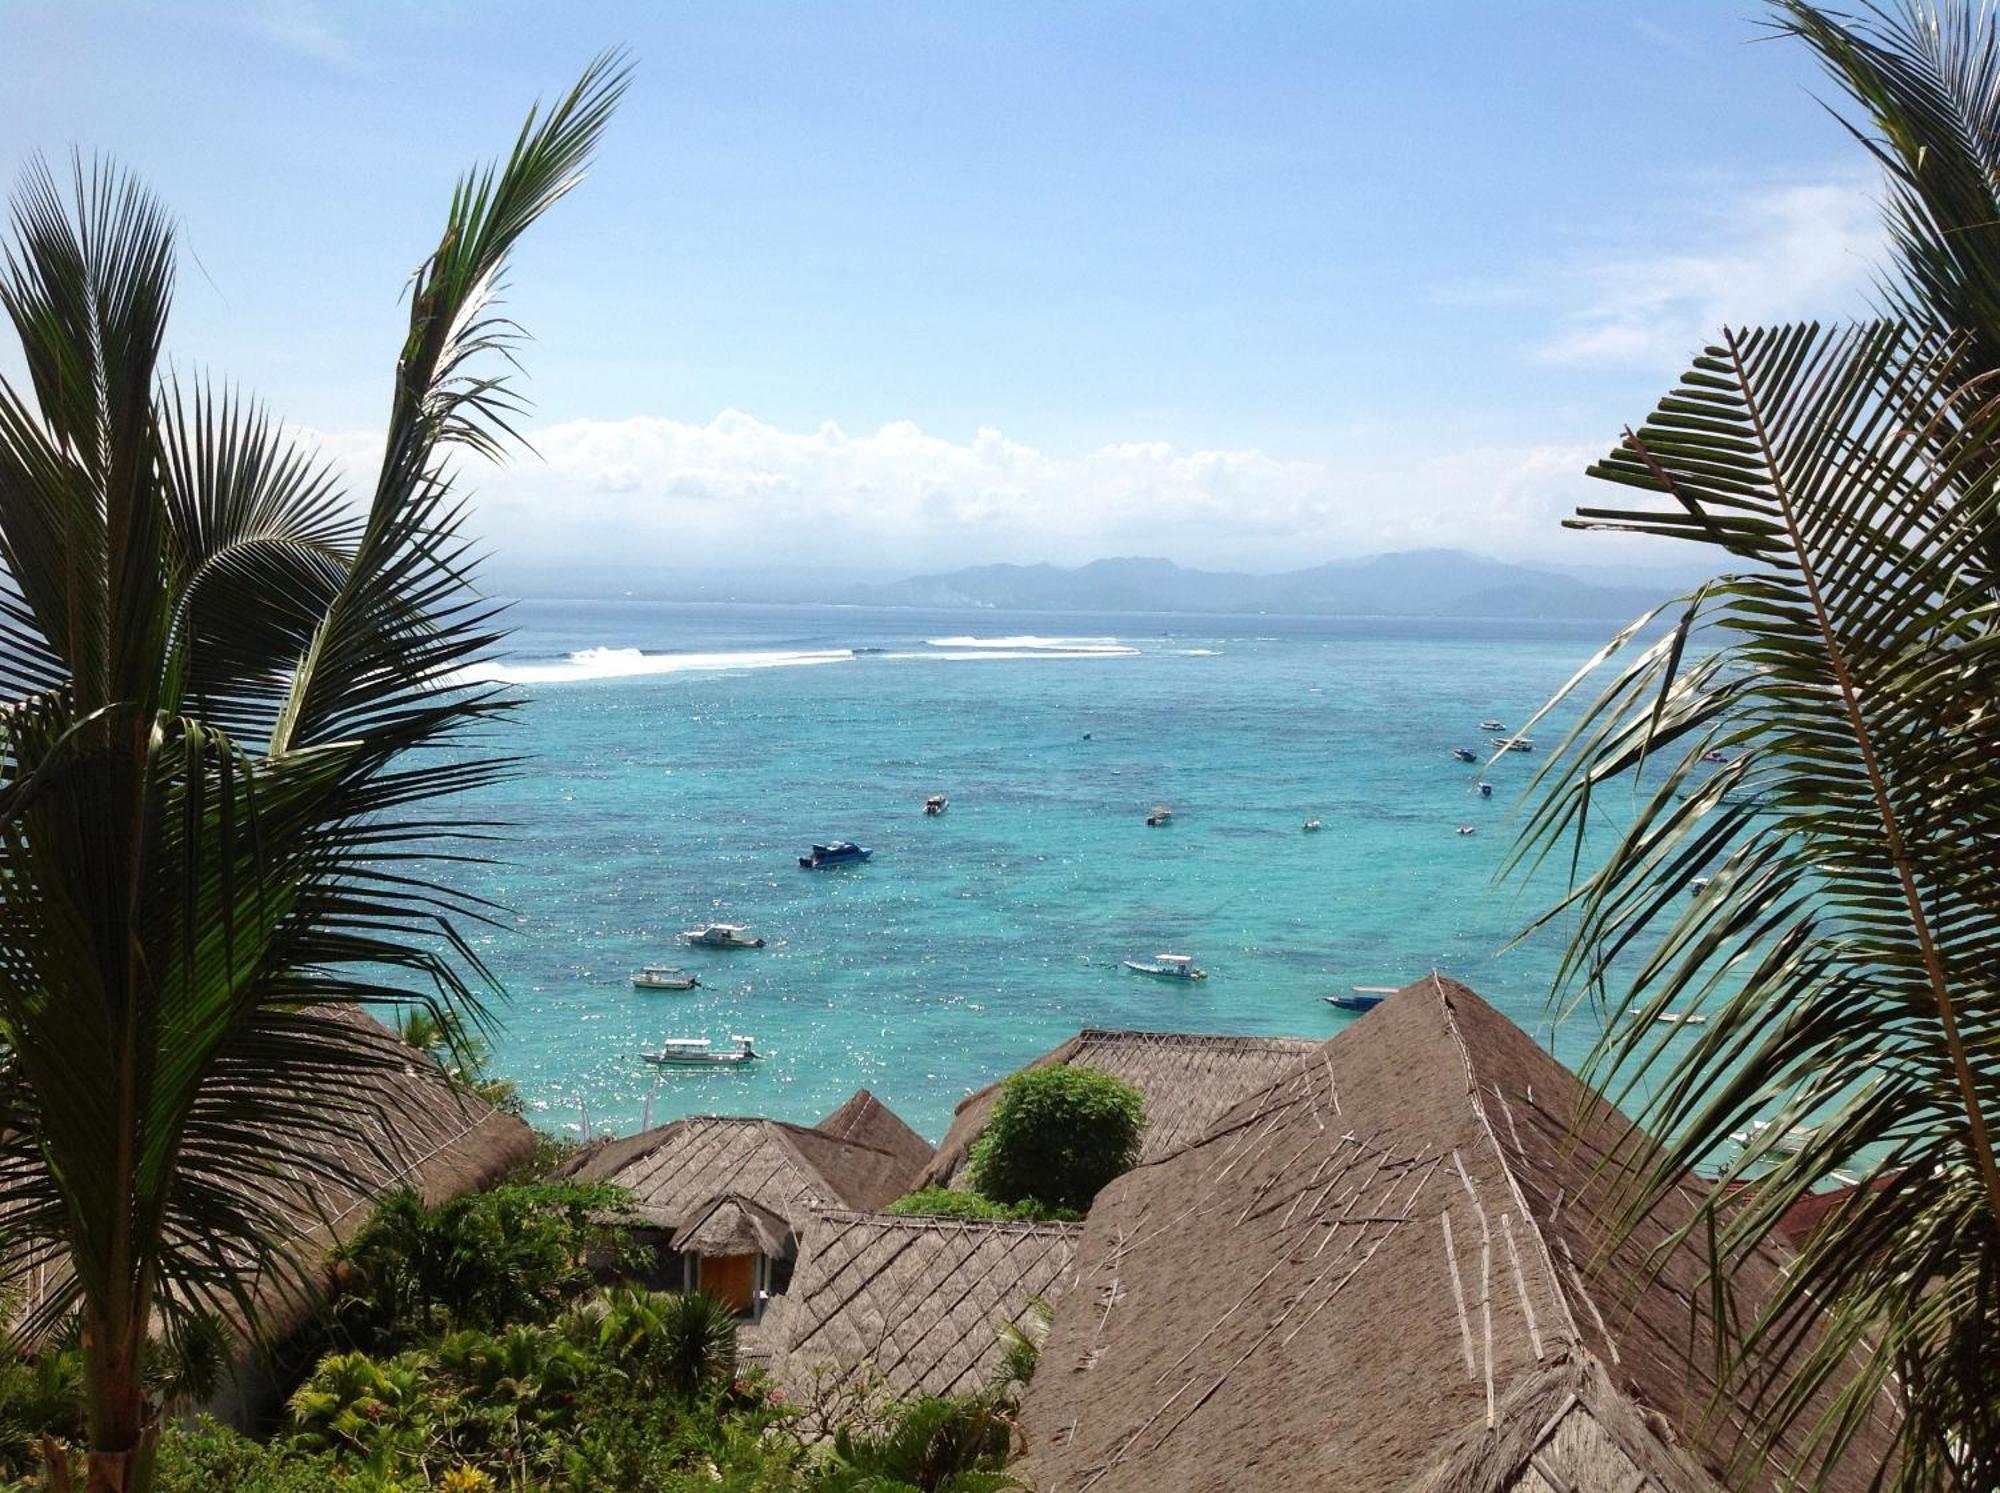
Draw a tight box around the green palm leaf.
[0,54,626,1491]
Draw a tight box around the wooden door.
[699,1253,756,1314]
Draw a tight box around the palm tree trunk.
[81,1306,152,1493]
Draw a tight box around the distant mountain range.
[839,550,1672,620]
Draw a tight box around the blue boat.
[799,840,872,869]
[1325,985,1396,1012]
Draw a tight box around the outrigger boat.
[681,922,766,949]
[799,841,872,869]
[1123,952,1206,980]
[643,1035,759,1067]
[631,966,700,991]
[1327,985,1398,1012]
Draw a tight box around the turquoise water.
[457,601,1626,1142]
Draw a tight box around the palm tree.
[1511,6,2000,1487]
[0,56,625,1491]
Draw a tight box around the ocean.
[452,599,1636,1143]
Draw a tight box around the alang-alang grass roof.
[919,1028,1321,1189]
[762,1208,1083,1402]
[1014,976,1901,1493]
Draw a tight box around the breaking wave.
[924,635,1138,656]
[465,646,856,685]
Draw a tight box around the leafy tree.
[1512,6,2000,1485]
[967,1068,1144,1213]
[0,55,625,1492]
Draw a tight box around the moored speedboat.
[631,966,700,990]
[1492,736,1534,753]
[799,841,872,869]
[925,794,949,816]
[643,1035,759,1067]
[1451,747,1477,763]
[681,922,767,949]
[1477,781,1493,798]
[1145,804,1173,826]
[1302,818,1322,832]
[1480,719,1505,732]
[1122,952,1206,980]
[1326,985,1395,1012]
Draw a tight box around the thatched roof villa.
[760,1208,1082,1404]
[557,1089,934,1320]
[1011,977,1900,1493]
[7,1005,536,1425]
[918,1028,1321,1189]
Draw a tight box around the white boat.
[1730,1118,1814,1154]
[1651,1011,1707,1027]
[1491,736,1535,753]
[1145,804,1173,826]
[681,922,766,949]
[1302,818,1323,832]
[1480,719,1505,732]
[925,794,949,816]
[643,1035,760,1067]
[1123,952,1206,981]
[631,966,700,990]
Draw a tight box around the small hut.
[918,1028,1320,1189]
[558,1090,932,1320]
[1014,976,1901,1492]
[761,1209,1082,1403]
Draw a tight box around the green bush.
[881,1189,1078,1223]
[966,1067,1144,1213]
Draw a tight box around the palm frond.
[1517,317,2000,1488]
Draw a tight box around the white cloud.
[1537,178,1882,369]
[306,411,1633,577]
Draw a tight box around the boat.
[1122,953,1206,980]
[643,1035,760,1067]
[1648,1011,1707,1027]
[1145,804,1173,826]
[1452,747,1477,763]
[630,966,700,991]
[799,841,872,869]
[681,922,766,949]
[1492,736,1535,753]
[1477,781,1493,798]
[1730,1119,1814,1155]
[924,794,949,816]
[1701,750,1728,764]
[1688,876,1711,896]
[1327,985,1397,1012]
[1456,825,1477,836]
[1480,719,1505,732]
[1302,818,1323,832]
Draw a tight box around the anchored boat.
[1491,736,1535,753]
[1452,747,1477,763]
[1145,804,1173,827]
[1326,985,1397,1012]
[925,794,949,816]
[682,922,766,949]
[1123,952,1206,980]
[1480,719,1505,732]
[631,966,700,991]
[799,841,872,869]
[643,1035,759,1067]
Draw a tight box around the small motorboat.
[1477,782,1493,798]
[631,966,700,991]
[1452,747,1478,763]
[1302,818,1323,832]
[925,794,949,816]
[682,922,766,949]
[1123,952,1206,980]
[1480,719,1505,732]
[643,1035,760,1067]
[1456,825,1477,836]
[1327,985,1397,1012]
[1688,876,1711,896]
[1145,804,1174,827]
[1702,750,1729,764]
[1648,1011,1708,1027]
[1730,1119,1814,1155]
[1492,736,1535,753]
[800,841,872,869]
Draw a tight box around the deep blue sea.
[455,600,1639,1143]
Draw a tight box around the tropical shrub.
[821,1395,1018,1492]
[967,1068,1144,1212]
[571,1286,740,1400]
[329,1182,642,1352]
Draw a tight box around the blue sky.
[3,1,1886,580]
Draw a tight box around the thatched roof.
[558,1114,923,1240]
[6,1005,535,1350]
[761,1209,1082,1400]
[818,1089,935,1178]
[675,1194,795,1259]
[919,1028,1320,1188]
[1014,976,1900,1493]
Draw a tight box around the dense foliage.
[967,1067,1144,1213]
[880,1190,1078,1223]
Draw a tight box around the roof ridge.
[1429,970,1585,1353]
[812,1206,1083,1238]
[770,1115,904,1160]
